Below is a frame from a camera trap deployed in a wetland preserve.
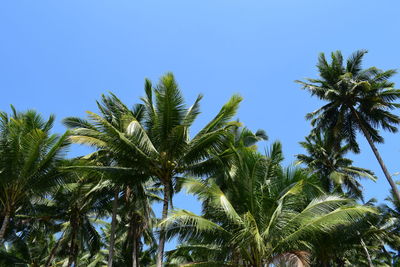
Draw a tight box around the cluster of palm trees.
[1,50,400,266]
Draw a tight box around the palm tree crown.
[0,107,69,243]
[297,130,376,199]
[163,144,374,266]
[297,50,400,151]
[297,50,400,202]
[64,73,242,266]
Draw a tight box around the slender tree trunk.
[360,237,373,267]
[45,243,59,267]
[45,231,65,267]
[68,218,78,267]
[156,182,170,267]
[128,210,141,267]
[0,211,10,242]
[362,128,400,201]
[351,108,400,202]
[67,238,75,267]
[132,234,138,267]
[108,189,119,267]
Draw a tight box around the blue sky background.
[2,0,400,250]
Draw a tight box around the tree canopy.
[1,61,400,266]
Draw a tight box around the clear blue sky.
[2,0,400,249]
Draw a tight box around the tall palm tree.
[297,50,400,202]
[47,172,110,267]
[297,130,376,199]
[77,150,126,267]
[0,107,69,242]
[162,144,375,266]
[64,93,153,267]
[64,73,242,266]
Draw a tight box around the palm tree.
[77,150,126,267]
[297,50,400,202]
[162,143,375,266]
[0,107,69,243]
[297,130,376,199]
[64,93,153,267]
[46,172,110,267]
[64,73,242,266]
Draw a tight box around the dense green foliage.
[1,51,400,266]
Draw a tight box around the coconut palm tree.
[297,50,400,202]
[297,130,376,199]
[64,92,154,267]
[0,107,69,243]
[47,172,109,267]
[162,144,375,266]
[64,73,242,266]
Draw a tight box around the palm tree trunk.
[351,108,400,202]
[360,237,373,267]
[68,218,78,267]
[132,235,138,267]
[0,211,10,242]
[45,231,65,267]
[156,182,170,267]
[67,239,75,267]
[108,189,119,267]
